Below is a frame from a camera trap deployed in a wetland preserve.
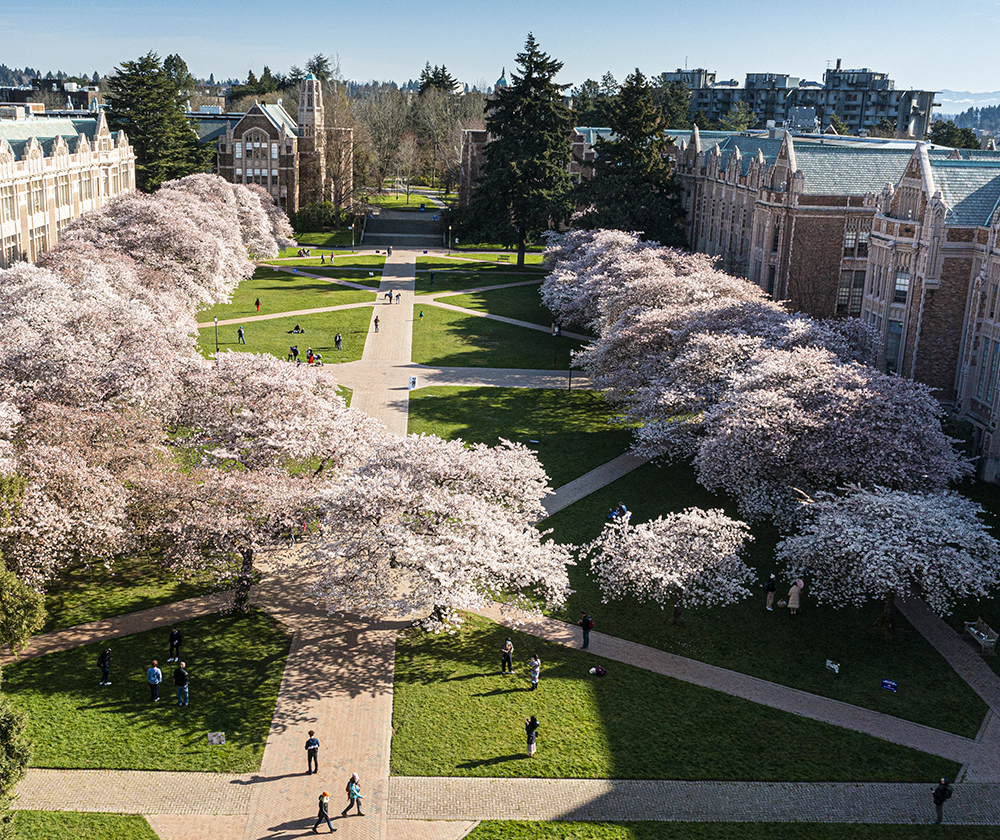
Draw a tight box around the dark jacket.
[97,650,111,670]
[169,629,181,647]
[173,667,189,687]
[933,782,952,805]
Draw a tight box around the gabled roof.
[260,103,297,135]
[715,135,783,174]
[929,159,1000,226]
[0,116,108,159]
[791,144,915,195]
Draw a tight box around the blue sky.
[3,0,999,93]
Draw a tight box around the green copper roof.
[0,116,106,159]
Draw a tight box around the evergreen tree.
[651,76,691,128]
[691,108,714,130]
[306,54,333,83]
[718,100,757,132]
[828,113,849,135]
[106,52,213,193]
[418,64,458,95]
[574,69,686,247]
[929,119,981,149]
[164,53,195,95]
[468,34,573,266]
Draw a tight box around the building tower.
[298,73,326,205]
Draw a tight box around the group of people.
[499,638,542,691]
[383,291,401,304]
[305,732,364,832]
[286,345,324,365]
[762,575,804,614]
[98,626,190,705]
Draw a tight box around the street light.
[448,225,452,256]
[214,316,219,358]
[350,224,354,253]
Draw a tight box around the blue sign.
[881,679,898,692]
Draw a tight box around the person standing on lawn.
[147,660,162,701]
[933,777,953,824]
[501,637,515,674]
[525,715,539,756]
[305,730,320,775]
[255,297,261,313]
[237,325,245,344]
[788,579,804,615]
[97,648,111,686]
[334,332,342,351]
[168,626,181,661]
[579,612,594,648]
[529,654,541,690]
[174,661,189,706]
[341,773,364,816]
[763,575,776,611]
[314,790,334,833]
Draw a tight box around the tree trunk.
[517,226,526,268]
[877,591,895,631]
[233,547,255,613]
[672,601,683,627]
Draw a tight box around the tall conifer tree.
[471,34,573,266]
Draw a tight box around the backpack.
[585,617,595,630]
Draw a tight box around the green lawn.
[198,309,373,364]
[15,811,159,840]
[305,266,384,288]
[415,270,524,296]
[412,306,581,370]
[370,193,443,211]
[391,614,958,782]
[197,268,375,323]
[450,247,546,259]
[541,462,988,739]
[467,824,1000,840]
[42,555,213,633]
[407,387,632,488]
[295,230,354,249]
[3,610,288,773]
[443,284,556,327]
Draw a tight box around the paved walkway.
[540,453,649,518]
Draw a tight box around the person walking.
[168,626,181,662]
[418,310,424,321]
[97,648,111,686]
[237,326,245,345]
[788,579,803,615]
[579,612,594,648]
[763,575,776,611]
[313,790,335,833]
[341,773,364,816]
[525,715,539,757]
[334,332,342,351]
[933,777,953,824]
[395,292,401,304]
[255,297,260,313]
[373,316,379,333]
[529,654,541,691]
[500,637,514,675]
[147,660,162,701]
[305,730,320,775]
[173,661,189,706]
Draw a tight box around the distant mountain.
[937,90,1000,114]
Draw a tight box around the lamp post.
[448,225,452,256]
[350,224,354,253]
[214,316,219,358]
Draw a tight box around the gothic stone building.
[0,107,135,268]
[214,75,352,214]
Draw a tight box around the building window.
[893,267,910,304]
[885,320,903,373]
[844,230,857,256]
[271,169,278,178]
[31,182,44,213]
[1,233,19,268]
[235,142,242,159]
[0,185,13,222]
[857,230,869,256]
[988,340,1000,404]
[30,225,48,260]
[990,284,998,320]
[58,175,70,206]
[771,225,780,253]
[977,337,991,399]
[850,270,865,316]
[271,143,278,159]
[837,270,852,315]
[767,265,776,295]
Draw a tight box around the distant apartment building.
[0,106,135,268]
[206,75,352,214]
[663,60,938,138]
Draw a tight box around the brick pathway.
[388,778,1000,824]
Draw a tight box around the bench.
[964,617,998,655]
[497,255,511,263]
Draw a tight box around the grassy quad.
[443,284,565,329]
[407,386,632,488]
[540,461,988,739]
[466,824,1000,840]
[415,270,534,296]
[3,611,288,773]
[412,305,581,370]
[198,309,374,364]
[197,267,376,323]
[304,266,384,288]
[14,812,159,840]
[391,614,959,782]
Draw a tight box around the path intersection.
[11,243,1000,838]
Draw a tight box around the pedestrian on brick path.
[373,316,379,333]
[255,297,261,313]
[237,326,245,345]
[529,654,541,690]
[933,777,953,824]
[147,660,162,702]
[384,291,392,304]
[314,790,335,833]
[168,626,181,661]
[334,332,342,351]
[763,574,776,611]
[174,661,189,706]
[395,292,401,304]
[501,637,514,674]
[579,612,594,648]
[525,715,539,757]
[788,579,804,615]
[305,730,320,775]
[341,773,364,816]
[97,648,111,686]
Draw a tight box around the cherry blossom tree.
[309,434,572,623]
[694,348,972,525]
[776,486,1000,627]
[584,508,753,625]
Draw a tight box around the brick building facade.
[0,107,135,268]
